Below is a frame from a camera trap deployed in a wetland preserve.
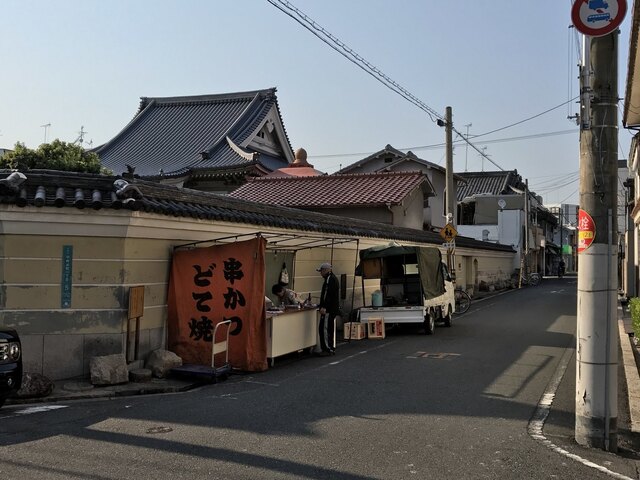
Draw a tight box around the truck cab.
[356,244,455,335]
[0,328,22,408]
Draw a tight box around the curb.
[618,304,640,433]
[6,379,202,406]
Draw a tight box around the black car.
[0,328,22,408]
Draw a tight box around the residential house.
[95,88,295,193]
[336,145,463,231]
[456,170,558,275]
[229,170,434,230]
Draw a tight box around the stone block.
[145,349,182,378]
[83,334,123,376]
[90,353,128,385]
[14,372,54,398]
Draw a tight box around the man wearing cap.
[317,262,340,355]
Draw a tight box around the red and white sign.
[571,0,627,37]
[577,209,596,253]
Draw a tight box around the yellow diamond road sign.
[440,223,457,242]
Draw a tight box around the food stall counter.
[266,306,318,365]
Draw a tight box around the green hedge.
[630,297,640,338]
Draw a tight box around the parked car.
[0,328,22,408]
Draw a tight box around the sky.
[0,0,634,206]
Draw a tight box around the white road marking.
[1,404,68,419]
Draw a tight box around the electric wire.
[309,128,578,160]
[468,97,579,139]
[266,0,506,171]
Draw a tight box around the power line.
[468,97,579,139]
[266,0,506,171]
[308,128,578,160]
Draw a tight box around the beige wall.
[1,205,515,380]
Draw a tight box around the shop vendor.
[272,284,301,307]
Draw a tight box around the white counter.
[266,308,318,365]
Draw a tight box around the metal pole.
[525,180,530,275]
[575,31,619,452]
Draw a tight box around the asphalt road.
[1,278,640,479]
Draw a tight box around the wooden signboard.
[128,286,145,319]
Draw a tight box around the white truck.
[355,244,455,335]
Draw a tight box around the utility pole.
[575,31,619,452]
[438,107,456,281]
[445,106,455,226]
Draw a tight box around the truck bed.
[360,306,426,324]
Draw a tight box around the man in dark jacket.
[317,262,340,355]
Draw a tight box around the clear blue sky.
[0,0,633,205]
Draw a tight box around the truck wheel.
[443,305,453,328]
[424,314,435,335]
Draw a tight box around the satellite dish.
[498,199,507,210]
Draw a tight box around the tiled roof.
[0,169,514,253]
[456,170,524,201]
[337,144,465,181]
[228,171,430,208]
[94,88,292,178]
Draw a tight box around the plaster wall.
[1,205,515,380]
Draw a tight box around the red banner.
[167,237,268,372]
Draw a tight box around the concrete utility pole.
[575,31,619,452]
[445,106,455,226]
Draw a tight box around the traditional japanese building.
[95,88,295,193]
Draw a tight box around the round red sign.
[571,0,627,37]
[577,209,596,253]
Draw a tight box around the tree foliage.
[0,140,109,174]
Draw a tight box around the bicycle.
[519,271,541,287]
[454,288,471,314]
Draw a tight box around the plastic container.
[371,290,383,307]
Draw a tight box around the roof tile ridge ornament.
[290,147,313,168]
[113,178,144,202]
[0,171,27,195]
[225,136,258,162]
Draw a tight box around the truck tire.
[424,313,435,335]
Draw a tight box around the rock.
[13,372,54,398]
[145,349,182,378]
[90,353,129,385]
[129,368,152,383]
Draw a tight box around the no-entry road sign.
[571,0,627,37]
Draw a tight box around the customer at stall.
[272,284,301,307]
[317,262,340,355]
